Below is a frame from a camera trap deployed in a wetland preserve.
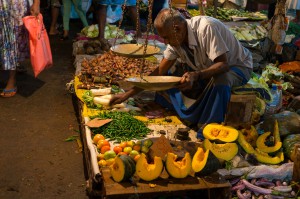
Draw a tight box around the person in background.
[295,10,300,23]
[268,2,276,19]
[95,0,141,40]
[152,0,169,21]
[109,9,253,138]
[86,1,98,24]
[61,0,89,40]
[49,0,62,35]
[0,0,40,97]
[287,0,300,24]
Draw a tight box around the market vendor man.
[110,8,253,138]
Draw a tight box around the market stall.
[69,1,300,198]
[73,57,232,198]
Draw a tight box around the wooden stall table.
[101,167,231,199]
[72,77,231,199]
[74,103,232,198]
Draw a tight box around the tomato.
[93,134,105,144]
[134,154,141,162]
[113,146,123,154]
[97,139,110,149]
[133,144,141,152]
[119,141,127,149]
[126,140,135,148]
[101,145,111,154]
[98,159,107,167]
[97,153,105,160]
[123,146,132,154]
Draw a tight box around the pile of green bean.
[90,111,151,142]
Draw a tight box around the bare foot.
[49,27,60,35]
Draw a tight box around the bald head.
[154,8,186,30]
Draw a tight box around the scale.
[111,43,160,58]
[108,0,185,91]
[126,76,182,91]
[110,0,159,58]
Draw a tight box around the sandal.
[0,87,17,98]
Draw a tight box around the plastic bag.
[106,5,122,24]
[22,13,53,77]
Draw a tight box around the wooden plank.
[101,168,231,198]
[225,94,256,128]
[201,174,232,199]
[74,97,103,197]
[292,144,300,182]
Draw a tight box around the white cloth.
[163,16,253,71]
[287,0,300,10]
[217,163,294,181]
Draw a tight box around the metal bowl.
[110,44,161,58]
[126,76,182,91]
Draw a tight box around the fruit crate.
[74,98,232,199]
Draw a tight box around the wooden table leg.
[292,144,300,182]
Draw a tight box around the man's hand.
[109,92,131,106]
[109,87,142,106]
[177,71,200,91]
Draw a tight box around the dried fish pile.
[77,52,157,89]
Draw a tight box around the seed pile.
[78,52,157,89]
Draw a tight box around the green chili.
[90,111,151,142]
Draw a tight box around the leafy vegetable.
[225,161,233,170]
[260,64,294,90]
[81,24,99,38]
[81,24,134,42]
[82,90,103,109]
[261,64,284,83]
[111,85,122,94]
[64,135,79,142]
[188,8,267,21]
